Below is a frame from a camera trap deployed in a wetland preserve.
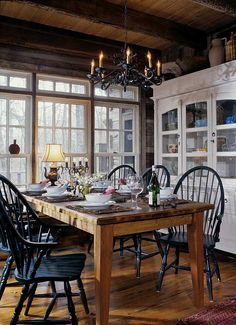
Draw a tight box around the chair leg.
[0,254,14,300]
[77,278,89,314]
[153,231,163,258]
[87,235,93,254]
[64,281,78,325]
[205,248,213,302]
[24,282,38,315]
[10,283,30,325]
[134,234,142,278]
[156,244,170,292]
[212,250,221,282]
[174,247,180,274]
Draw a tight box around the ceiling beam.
[5,0,207,49]
[191,0,236,16]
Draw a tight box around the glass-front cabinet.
[153,60,236,254]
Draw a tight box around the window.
[0,69,32,90]
[94,102,139,174]
[94,84,138,101]
[36,75,90,180]
[0,93,32,187]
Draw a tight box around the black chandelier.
[87,0,162,91]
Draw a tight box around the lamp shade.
[42,144,65,162]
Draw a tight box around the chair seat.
[15,253,86,283]
[160,232,216,249]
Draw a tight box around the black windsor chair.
[107,164,136,189]
[156,166,225,301]
[0,174,89,324]
[125,165,171,278]
[87,164,136,254]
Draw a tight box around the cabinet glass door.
[183,100,209,171]
[158,106,180,176]
[216,98,236,178]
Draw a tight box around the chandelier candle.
[99,51,104,68]
[147,51,152,68]
[91,59,95,74]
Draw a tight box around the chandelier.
[87,0,162,91]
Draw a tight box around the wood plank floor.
[0,239,236,325]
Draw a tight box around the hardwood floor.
[0,240,236,325]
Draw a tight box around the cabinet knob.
[212,132,215,137]
[210,139,215,143]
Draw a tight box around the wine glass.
[126,175,144,209]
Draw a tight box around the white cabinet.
[153,60,236,254]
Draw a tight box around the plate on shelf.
[77,201,116,209]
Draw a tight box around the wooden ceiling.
[0,0,236,51]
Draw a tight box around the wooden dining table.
[25,194,213,325]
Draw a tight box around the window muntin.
[37,75,89,97]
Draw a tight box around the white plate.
[77,201,116,209]
[160,194,177,200]
[45,194,68,199]
[116,189,131,194]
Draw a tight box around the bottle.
[148,166,160,207]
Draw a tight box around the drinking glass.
[126,175,144,209]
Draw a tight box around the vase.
[208,39,225,67]
[9,139,20,154]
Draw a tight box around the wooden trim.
[32,73,37,182]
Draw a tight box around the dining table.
[24,193,213,325]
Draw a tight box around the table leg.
[94,224,114,325]
[187,212,204,308]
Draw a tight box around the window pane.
[95,130,107,152]
[110,156,121,170]
[95,106,107,129]
[95,156,109,173]
[9,100,25,126]
[71,130,85,153]
[10,158,26,184]
[9,127,25,153]
[38,128,53,153]
[122,108,133,130]
[109,87,121,98]
[9,77,26,88]
[216,100,236,125]
[162,109,178,131]
[109,107,119,129]
[71,104,84,128]
[95,87,107,97]
[0,75,7,86]
[186,157,208,170]
[163,134,178,154]
[0,99,6,125]
[124,156,135,168]
[55,129,69,152]
[217,157,236,177]
[0,158,7,175]
[55,103,69,127]
[162,157,178,176]
[38,80,54,91]
[124,131,133,152]
[186,102,207,128]
[38,101,53,126]
[109,131,119,153]
[0,127,6,153]
[55,82,70,93]
[72,84,85,94]
[186,131,207,153]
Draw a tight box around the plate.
[23,190,46,196]
[45,194,69,199]
[160,194,178,200]
[77,201,116,209]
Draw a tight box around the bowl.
[85,193,112,204]
[46,186,66,196]
[28,183,45,191]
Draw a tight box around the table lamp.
[42,143,65,186]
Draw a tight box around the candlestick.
[157,60,161,76]
[91,59,95,74]
[126,47,131,64]
[99,51,104,68]
[147,51,152,68]
[144,66,148,77]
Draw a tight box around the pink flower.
[104,186,115,194]
[119,178,126,185]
